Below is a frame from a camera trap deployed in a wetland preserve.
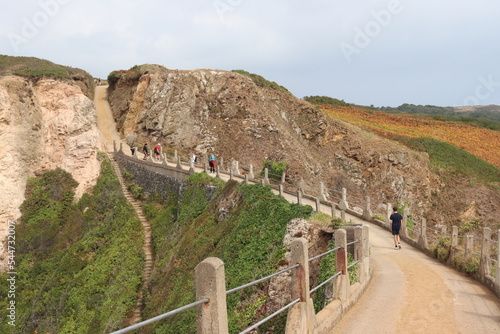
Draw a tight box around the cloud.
[1,0,499,106]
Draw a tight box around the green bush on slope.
[0,158,143,334]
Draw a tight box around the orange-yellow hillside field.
[320,105,500,167]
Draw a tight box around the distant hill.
[304,97,500,131]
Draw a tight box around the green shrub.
[452,251,480,275]
[127,183,145,200]
[185,171,225,187]
[122,169,134,181]
[464,254,480,275]
[433,236,451,262]
[262,159,287,181]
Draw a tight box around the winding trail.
[93,85,500,332]
[94,86,154,324]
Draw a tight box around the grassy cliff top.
[0,54,92,81]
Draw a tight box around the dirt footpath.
[333,222,500,334]
[94,85,122,150]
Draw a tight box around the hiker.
[208,153,216,173]
[153,143,161,161]
[130,144,136,156]
[142,143,149,160]
[190,152,197,167]
[390,207,403,249]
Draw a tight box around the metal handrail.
[109,298,209,334]
[309,246,341,262]
[239,298,301,334]
[226,264,300,295]
[310,271,342,294]
[347,260,360,269]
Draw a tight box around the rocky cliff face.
[0,76,100,269]
[107,66,438,219]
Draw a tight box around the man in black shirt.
[390,207,403,249]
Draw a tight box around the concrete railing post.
[451,226,459,257]
[362,225,370,282]
[480,227,492,277]
[385,203,392,229]
[219,157,224,172]
[362,196,373,221]
[315,198,321,212]
[290,239,310,302]
[418,218,429,249]
[279,184,284,196]
[176,157,182,169]
[216,165,221,179]
[401,207,409,239]
[113,140,117,153]
[249,164,255,179]
[203,155,208,173]
[319,182,327,202]
[331,203,337,218]
[162,154,168,166]
[297,189,303,205]
[233,161,241,176]
[334,229,349,301]
[289,238,315,332]
[465,235,473,257]
[338,188,348,211]
[174,150,178,159]
[299,178,305,196]
[354,226,364,283]
[119,142,124,154]
[195,257,229,334]
[263,168,270,185]
[281,171,286,185]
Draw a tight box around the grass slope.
[140,175,313,334]
[0,156,144,334]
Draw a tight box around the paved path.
[94,85,500,333]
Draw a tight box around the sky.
[1,0,500,107]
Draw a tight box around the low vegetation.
[318,104,500,174]
[0,158,144,334]
[232,69,290,94]
[0,55,91,81]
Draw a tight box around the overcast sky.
[1,0,500,107]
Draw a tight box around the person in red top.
[153,144,161,161]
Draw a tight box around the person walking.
[153,143,161,161]
[130,143,136,156]
[390,207,403,249]
[208,153,216,173]
[142,143,149,160]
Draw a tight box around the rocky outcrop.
[0,76,100,270]
[107,66,437,221]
